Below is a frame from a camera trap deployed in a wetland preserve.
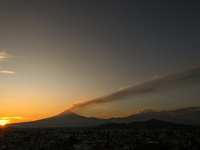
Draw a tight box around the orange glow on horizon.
[0,117,46,124]
[0,120,9,126]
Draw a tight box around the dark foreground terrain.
[1,119,200,150]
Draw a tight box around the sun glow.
[0,123,5,126]
[0,120,9,126]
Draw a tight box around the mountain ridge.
[8,109,200,128]
[98,119,198,129]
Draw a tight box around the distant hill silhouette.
[8,109,200,128]
[98,119,196,129]
[108,112,200,125]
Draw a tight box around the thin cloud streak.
[0,117,24,124]
[1,117,23,120]
[135,107,200,120]
[67,66,200,110]
[0,51,8,61]
[0,70,16,74]
[0,51,16,74]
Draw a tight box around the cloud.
[136,107,200,120]
[1,117,23,120]
[119,82,141,91]
[168,107,200,115]
[0,70,16,74]
[137,108,155,114]
[67,66,200,110]
[0,51,8,61]
[0,117,23,124]
[0,51,16,74]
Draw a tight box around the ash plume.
[67,66,200,110]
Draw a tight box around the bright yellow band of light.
[0,120,9,126]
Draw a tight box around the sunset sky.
[1,0,200,124]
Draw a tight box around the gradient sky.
[1,0,200,123]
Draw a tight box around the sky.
[0,0,200,123]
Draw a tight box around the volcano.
[9,110,106,128]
